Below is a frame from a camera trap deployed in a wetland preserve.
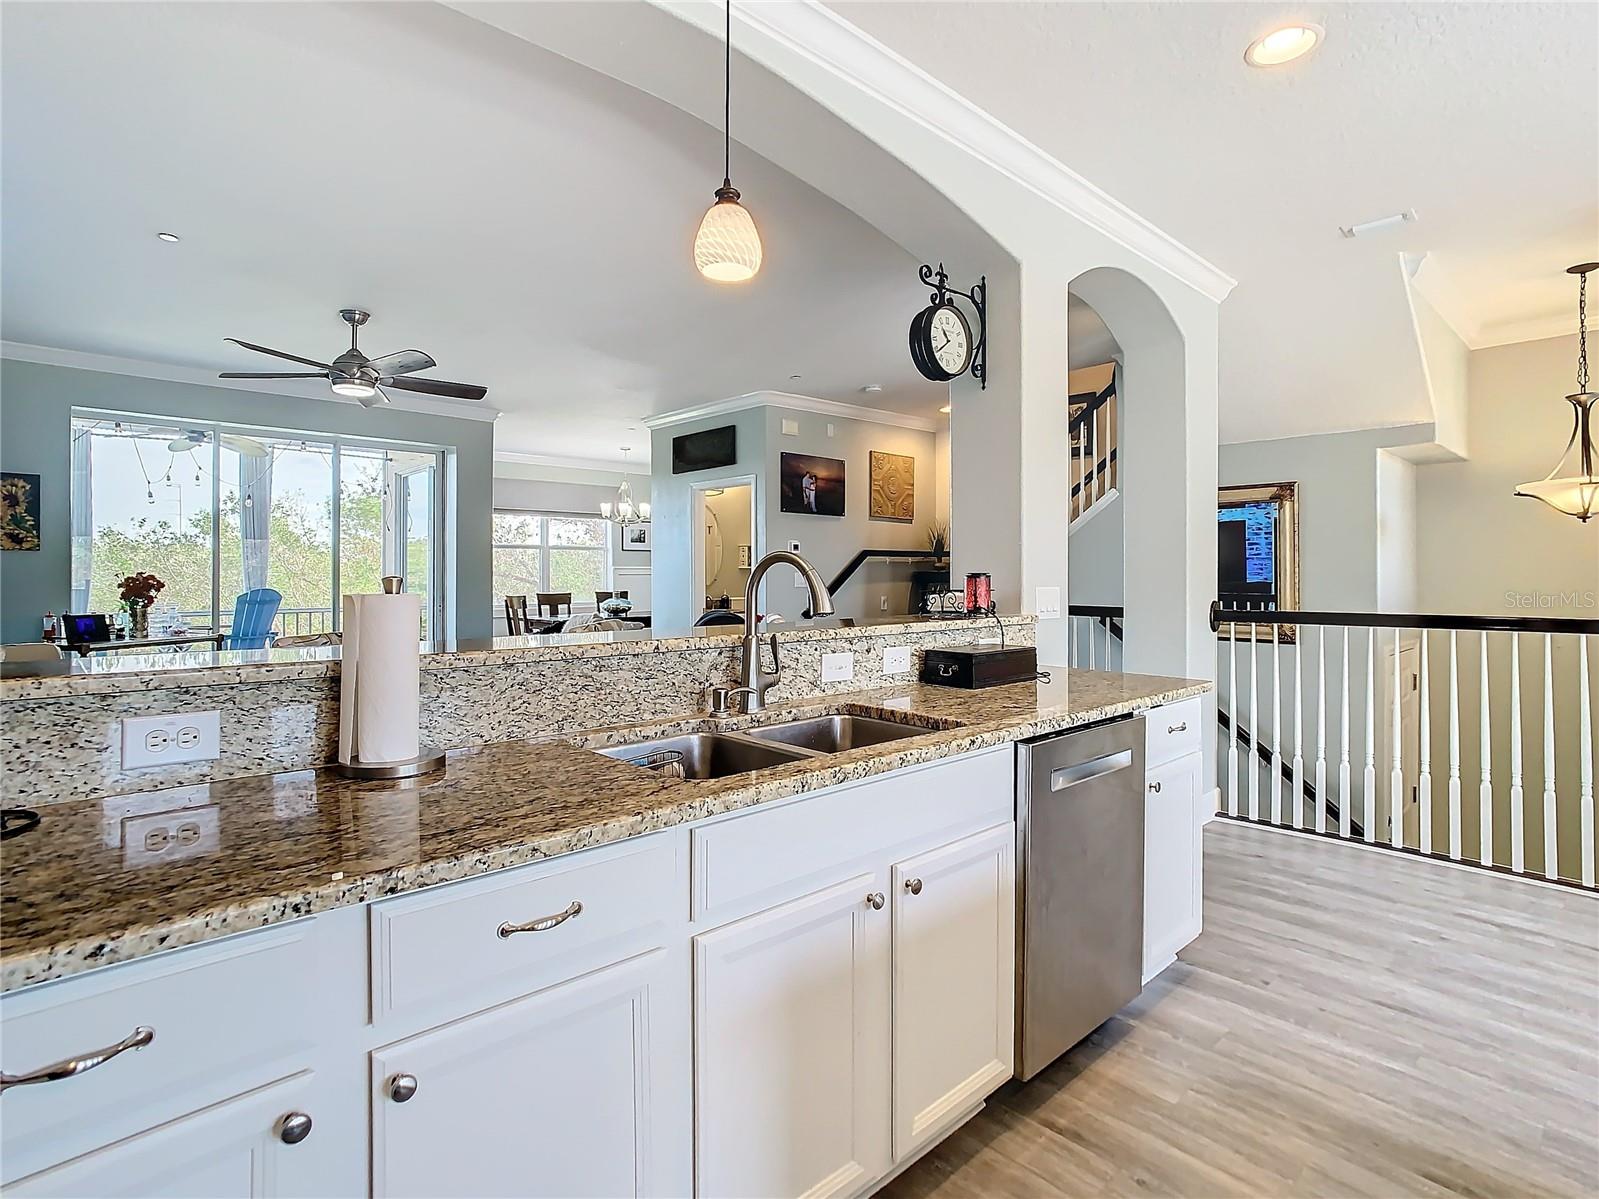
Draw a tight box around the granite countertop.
[0,669,1209,992]
[0,613,1032,701]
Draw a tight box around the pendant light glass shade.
[695,185,762,283]
[1515,263,1599,522]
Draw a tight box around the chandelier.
[601,448,650,527]
[1515,262,1598,522]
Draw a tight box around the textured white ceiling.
[1,1,957,463]
[829,1,1599,442]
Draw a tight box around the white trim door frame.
[690,474,758,618]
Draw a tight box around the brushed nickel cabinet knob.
[277,1112,313,1145]
[388,1073,418,1103]
[904,878,923,895]
[865,892,886,910]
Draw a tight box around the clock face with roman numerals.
[910,302,973,382]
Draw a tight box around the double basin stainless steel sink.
[596,714,928,780]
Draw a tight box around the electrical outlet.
[121,806,220,869]
[883,646,913,675]
[1035,586,1062,619]
[122,711,221,769]
[820,652,855,684]
[879,595,889,612]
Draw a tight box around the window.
[492,511,609,607]
[70,412,445,639]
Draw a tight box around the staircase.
[1069,376,1117,528]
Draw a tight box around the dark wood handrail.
[1067,378,1116,435]
[1210,600,1599,637]
[1217,708,1356,837]
[1069,448,1117,501]
[802,549,949,617]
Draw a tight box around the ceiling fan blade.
[382,375,488,401]
[218,371,328,380]
[359,385,392,410]
[224,338,331,370]
[364,349,435,377]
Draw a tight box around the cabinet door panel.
[8,1074,324,1199]
[1143,751,1204,981]
[372,949,686,1199]
[892,824,1015,1161]
[694,873,890,1199]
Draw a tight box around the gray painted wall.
[0,359,496,642]
[1066,492,1122,606]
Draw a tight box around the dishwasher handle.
[1049,749,1134,791]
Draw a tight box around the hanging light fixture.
[601,447,651,526]
[1515,263,1599,522]
[693,0,762,283]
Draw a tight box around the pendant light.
[693,0,762,283]
[1515,262,1599,522]
[601,447,651,526]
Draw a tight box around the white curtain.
[239,449,273,593]
[69,425,92,612]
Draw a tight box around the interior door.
[693,873,891,1199]
[393,459,438,639]
[891,824,1015,1162]
[371,950,686,1199]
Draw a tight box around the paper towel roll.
[338,592,421,765]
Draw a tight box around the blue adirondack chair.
[223,588,283,650]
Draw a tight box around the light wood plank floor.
[880,821,1599,1198]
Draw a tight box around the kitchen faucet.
[732,550,835,713]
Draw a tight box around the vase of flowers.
[118,572,165,639]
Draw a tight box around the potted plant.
[118,572,165,639]
[926,521,949,559]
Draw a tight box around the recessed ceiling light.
[156,232,181,243]
[1244,23,1323,67]
[860,384,884,394]
[939,404,952,414]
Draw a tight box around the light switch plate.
[1035,586,1062,619]
[883,646,913,675]
[122,711,221,769]
[820,652,855,684]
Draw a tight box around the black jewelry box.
[920,643,1038,688]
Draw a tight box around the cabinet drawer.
[0,923,317,1185]
[1144,697,1202,768]
[369,832,684,1025]
[691,746,1012,926]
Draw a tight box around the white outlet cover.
[820,652,855,684]
[883,646,913,675]
[122,711,221,769]
[1035,585,1062,619]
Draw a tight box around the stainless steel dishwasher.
[1014,716,1145,1080]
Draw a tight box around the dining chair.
[536,592,573,617]
[223,588,283,650]
[594,590,630,607]
[0,642,65,662]
[693,609,745,627]
[503,595,532,634]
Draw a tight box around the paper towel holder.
[334,748,446,780]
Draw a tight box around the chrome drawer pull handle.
[1167,721,1188,734]
[0,1026,154,1094]
[498,900,583,939]
[865,891,886,910]
[904,878,923,895]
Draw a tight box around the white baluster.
[1339,628,1352,838]
[1580,636,1594,888]
[1228,614,1239,817]
[1479,632,1493,867]
[1418,631,1432,854]
[1249,616,1260,821]
[1293,631,1304,829]
[1364,629,1377,843]
[1271,620,1282,825]
[1510,634,1524,874]
[1316,627,1328,834]
[1096,405,1107,503]
[1390,629,1405,849]
[1543,632,1558,881]
[1089,619,1097,670]
[1448,630,1462,861]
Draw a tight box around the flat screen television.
[672,425,737,475]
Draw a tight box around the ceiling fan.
[220,309,488,408]
[166,429,270,458]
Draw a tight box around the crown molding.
[493,449,649,477]
[0,341,503,423]
[644,389,942,434]
[1470,313,1580,351]
[654,0,1236,304]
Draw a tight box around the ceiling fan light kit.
[220,308,487,408]
[694,0,762,283]
[1515,262,1599,522]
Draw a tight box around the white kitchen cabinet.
[7,1073,329,1199]
[1143,748,1204,981]
[693,873,892,1199]
[890,824,1015,1162]
[371,947,689,1199]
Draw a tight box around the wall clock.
[907,263,987,388]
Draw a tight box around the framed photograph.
[779,453,845,517]
[0,472,42,551]
[623,522,652,551]
[869,451,915,521]
[1217,481,1299,642]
